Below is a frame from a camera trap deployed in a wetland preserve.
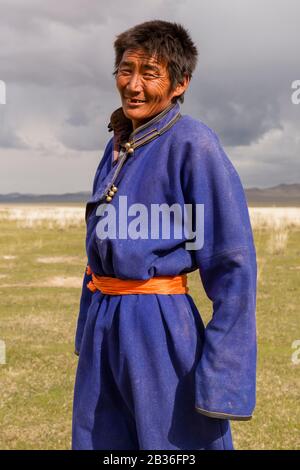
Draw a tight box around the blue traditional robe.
[72,101,257,450]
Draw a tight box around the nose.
[126,72,143,93]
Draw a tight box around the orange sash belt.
[85,265,188,295]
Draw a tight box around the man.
[72,20,257,450]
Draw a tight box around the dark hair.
[112,20,198,103]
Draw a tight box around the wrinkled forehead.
[120,48,167,69]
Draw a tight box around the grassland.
[0,204,299,449]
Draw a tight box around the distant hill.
[0,184,299,205]
[0,192,91,203]
[245,184,300,205]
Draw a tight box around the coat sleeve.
[181,125,257,420]
[74,138,113,356]
[74,268,93,356]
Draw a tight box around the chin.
[123,108,143,119]
[121,106,132,119]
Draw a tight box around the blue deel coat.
[72,101,257,450]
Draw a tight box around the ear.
[172,75,190,98]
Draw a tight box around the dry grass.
[36,256,83,264]
[267,227,289,255]
[0,204,299,449]
[248,207,300,257]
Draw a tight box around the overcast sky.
[0,0,299,193]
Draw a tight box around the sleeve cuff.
[195,406,252,421]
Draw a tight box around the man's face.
[116,48,182,130]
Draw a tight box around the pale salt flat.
[249,207,300,229]
[0,205,299,229]
[0,205,85,228]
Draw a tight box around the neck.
[131,102,176,131]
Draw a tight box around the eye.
[144,73,158,78]
[118,69,131,75]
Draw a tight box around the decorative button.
[106,196,112,202]
[112,185,118,192]
[125,142,131,150]
[127,147,134,154]
[109,191,114,197]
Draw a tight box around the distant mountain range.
[0,184,299,205]
[245,183,300,205]
[0,191,90,203]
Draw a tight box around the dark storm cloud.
[0,0,299,191]
[186,72,284,146]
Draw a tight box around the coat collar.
[108,101,181,150]
[86,102,181,217]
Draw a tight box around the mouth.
[125,97,147,106]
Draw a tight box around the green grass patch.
[0,216,299,449]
